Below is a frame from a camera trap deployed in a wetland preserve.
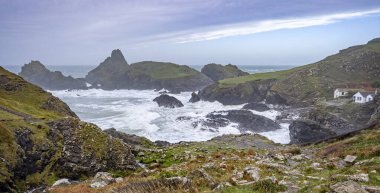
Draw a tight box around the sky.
[1,0,380,67]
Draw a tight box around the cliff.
[0,67,137,192]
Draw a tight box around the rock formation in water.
[85,49,213,92]
[153,94,184,108]
[19,60,87,90]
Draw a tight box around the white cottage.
[353,92,375,103]
[334,88,350,98]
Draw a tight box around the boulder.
[243,166,260,182]
[189,169,218,189]
[52,179,71,187]
[330,180,368,193]
[189,92,201,103]
[153,94,184,108]
[344,155,357,163]
[201,63,249,81]
[90,172,115,188]
[242,103,270,112]
[195,110,281,133]
[289,120,337,144]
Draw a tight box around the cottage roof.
[356,92,375,98]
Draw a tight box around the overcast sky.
[1,0,380,67]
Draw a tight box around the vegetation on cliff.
[201,63,249,81]
[201,38,380,106]
[0,67,136,192]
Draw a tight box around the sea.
[3,64,296,144]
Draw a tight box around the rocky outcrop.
[193,110,281,133]
[289,95,380,144]
[199,79,276,105]
[189,92,201,103]
[48,118,137,179]
[0,67,138,192]
[90,172,115,188]
[289,120,337,144]
[85,49,130,89]
[330,180,369,193]
[153,94,184,108]
[201,63,249,81]
[242,103,270,112]
[19,60,87,90]
[85,50,213,92]
[103,128,154,149]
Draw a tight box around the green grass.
[218,65,307,86]
[131,61,199,80]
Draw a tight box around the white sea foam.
[51,89,291,144]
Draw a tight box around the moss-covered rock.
[201,63,249,81]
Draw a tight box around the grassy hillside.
[51,124,380,193]
[130,61,199,80]
[212,38,380,105]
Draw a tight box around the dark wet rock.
[201,63,249,81]
[302,108,359,135]
[242,103,270,112]
[196,110,281,133]
[189,92,201,103]
[103,128,154,149]
[289,120,337,144]
[266,91,288,105]
[199,79,276,105]
[19,60,87,90]
[176,116,193,121]
[153,94,184,108]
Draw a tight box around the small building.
[334,88,351,98]
[334,88,363,98]
[353,92,376,103]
